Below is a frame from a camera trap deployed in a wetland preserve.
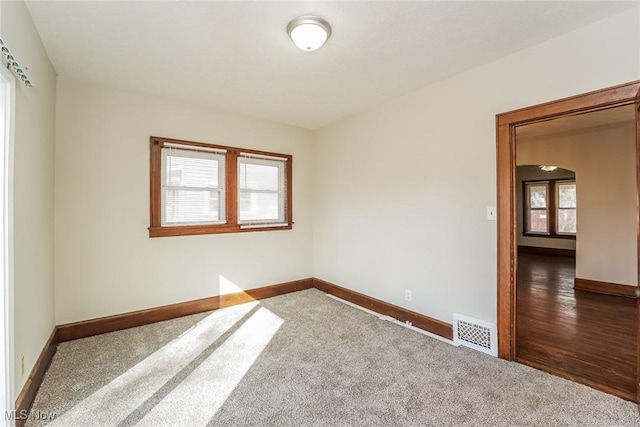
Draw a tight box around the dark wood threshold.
[517,245,576,258]
[574,277,637,299]
[313,278,453,340]
[517,357,635,402]
[57,278,314,342]
[15,329,59,427]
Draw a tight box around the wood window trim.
[149,136,293,237]
[522,178,576,239]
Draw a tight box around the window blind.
[238,153,286,226]
[161,146,226,226]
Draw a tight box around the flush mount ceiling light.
[287,16,332,52]
[540,165,558,172]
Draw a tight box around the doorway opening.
[496,81,640,402]
[514,107,637,400]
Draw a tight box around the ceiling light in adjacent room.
[287,16,332,52]
[540,165,558,172]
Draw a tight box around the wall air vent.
[453,313,497,357]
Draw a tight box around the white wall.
[516,167,576,251]
[312,7,640,325]
[0,1,57,396]
[517,122,637,286]
[3,2,638,384]
[55,78,314,324]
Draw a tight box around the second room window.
[523,179,576,237]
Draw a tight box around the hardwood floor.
[516,253,637,401]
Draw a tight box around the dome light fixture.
[540,165,558,172]
[287,15,332,52]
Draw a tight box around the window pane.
[239,192,279,222]
[528,210,548,233]
[238,155,286,224]
[558,182,576,208]
[239,163,278,191]
[239,192,252,212]
[529,185,547,208]
[166,155,218,188]
[558,209,577,234]
[164,189,221,224]
[161,147,225,226]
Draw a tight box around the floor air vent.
[453,313,497,357]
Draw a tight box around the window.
[523,179,576,238]
[238,154,287,226]
[149,137,292,237]
[525,182,549,234]
[162,146,226,226]
[556,181,577,234]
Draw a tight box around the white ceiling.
[25,1,637,130]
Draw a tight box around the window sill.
[522,233,576,240]
[149,223,292,238]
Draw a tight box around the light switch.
[487,206,497,221]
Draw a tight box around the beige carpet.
[27,289,639,426]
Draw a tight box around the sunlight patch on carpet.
[47,302,259,426]
[136,307,283,426]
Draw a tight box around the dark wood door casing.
[495,81,640,398]
[635,96,640,405]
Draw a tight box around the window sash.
[556,181,576,235]
[556,181,576,208]
[525,182,549,234]
[161,146,226,226]
[556,207,577,235]
[237,155,286,225]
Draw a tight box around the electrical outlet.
[20,355,24,376]
[405,289,412,301]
